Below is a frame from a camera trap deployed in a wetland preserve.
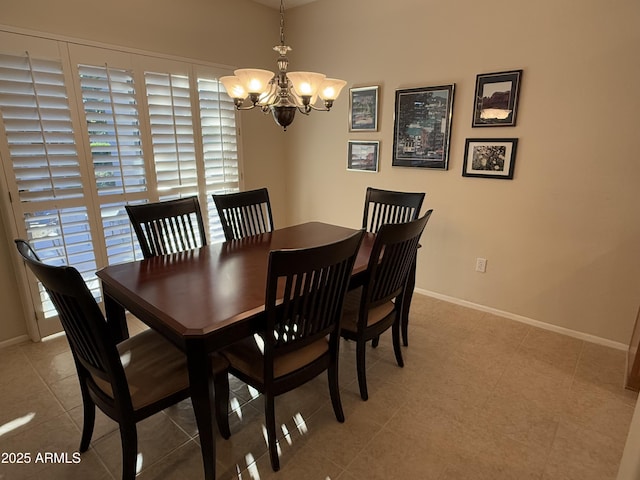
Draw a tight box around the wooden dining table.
[96,221,374,480]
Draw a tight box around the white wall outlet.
[475,257,487,273]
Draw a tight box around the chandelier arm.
[306,103,331,112]
[235,104,260,111]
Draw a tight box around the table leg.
[401,258,417,347]
[186,340,217,480]
[103,293,129,343]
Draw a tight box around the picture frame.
[462,138,518,179]
[472,70,522,127]
[349,86,379,131]
[347,140,379,172]
[392,84,455,170]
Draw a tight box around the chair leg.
[356,340,369,401]
[328,361,345,422]
[214,371,231,439]
[265,395,280,471]
[371,336,380,348]
[392,319,404,368]
[401,260,417,347]
[119,424,138,480]
[78,386,96,452]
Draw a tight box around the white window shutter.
[0,34,242,335]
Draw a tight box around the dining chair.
[362,186,425,234]
[212,187,274,241]
[341,211,432,401]
[125,196,207,258]
[14,239,230,480]
[216,230,365,471]
[362,186,426,347]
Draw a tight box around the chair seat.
[340,287,395,333]
[92,329,188,409]
[93,330,229,410]
[222,334,329,381]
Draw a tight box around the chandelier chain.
[279,0,286,46]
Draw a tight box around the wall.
[0,0,288,343]
[283,0,640,343]
[2,0,639,345]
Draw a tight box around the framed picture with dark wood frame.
[472,70,522,127]
[347,140,379,172]
[392,84,455,170]
[462,138,518,179]
[349,86,379,131]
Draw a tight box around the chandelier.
[220,0,346,131]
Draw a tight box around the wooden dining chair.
[341,211,432,401]
[362,186,425,234]
[216,230,365,471]
[362,187,426,347]
[14,239,230,480]
[212,187,274,241]
[125,196,207,258]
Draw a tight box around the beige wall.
[1,0,639,345]
[283,0,640,343]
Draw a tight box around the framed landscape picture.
[472,70,522,127]
[349,86,379,131]
[462,138,518,179]
[347,140,379,172]
[392,84,455,170]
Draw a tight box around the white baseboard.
[415,288,628,351]
[0,334,30,349]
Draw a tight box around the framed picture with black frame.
[349,86,379,131]
[472,70,522,127]
[347,140,379,172]
[462,138,518,179]
[392,84,455,170]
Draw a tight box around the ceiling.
[250,0,318,9]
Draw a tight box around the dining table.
[96,221,375,479]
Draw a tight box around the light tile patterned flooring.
[0,294,637,480]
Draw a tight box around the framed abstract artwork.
[462,138,518,179]
[349,86,379,131]
[392,84,455,170]
[472,70,522,127]
[347,140,379,172]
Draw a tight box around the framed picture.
[392,84,455,170]
[349,86,379,131]
[347,141,379,172]
[472,70,522,127]
[462,138,518,179]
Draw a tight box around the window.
[0,31,241,337]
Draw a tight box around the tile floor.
[0,293,637,480]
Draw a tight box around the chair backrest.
[364,211,433,308]
[125,196,207,258]
[14,239,131,406]
[362,187,426,233]
[212,188,274,241]
[263,230,364,363]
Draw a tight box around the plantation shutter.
[197,74,240,243]
[0,45,100,330]
[0,31,242,340]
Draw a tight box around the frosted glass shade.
[318,78,347,101]
[234,69,274,95]
[287,71,326,98]
[220,76,247,100]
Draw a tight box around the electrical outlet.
[475,257,487,273]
